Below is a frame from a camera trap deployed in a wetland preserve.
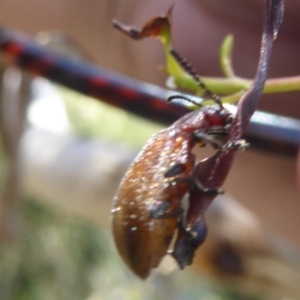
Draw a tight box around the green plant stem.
[263,76,300,93]
[220,35,235,78]
[156,16,300,104]
[173,74,300,103]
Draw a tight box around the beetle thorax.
[171,105,232,137]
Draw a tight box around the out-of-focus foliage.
[0,200,261,300]
[62,88,163,148]
[0,199,106,300]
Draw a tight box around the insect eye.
[164,163,187,178]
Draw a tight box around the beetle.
[112,53,235,278]
[112,103,234,278]
[112,0,283,279]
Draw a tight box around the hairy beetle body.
[112,105,232,278]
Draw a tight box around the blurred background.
[0,0,300,299]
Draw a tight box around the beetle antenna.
[170,49,222,107]
[167,94,203,107]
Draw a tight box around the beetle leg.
[164,163,188,178]
[207,126,230,136]
[192,179,224,195]
[149,200,183,219]
[193,132,224,149]
[169,218,208,269]
[222,139,250,151]
[173,177,223,196]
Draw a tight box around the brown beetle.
[112,100,233,278]
[112,0,284,279]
